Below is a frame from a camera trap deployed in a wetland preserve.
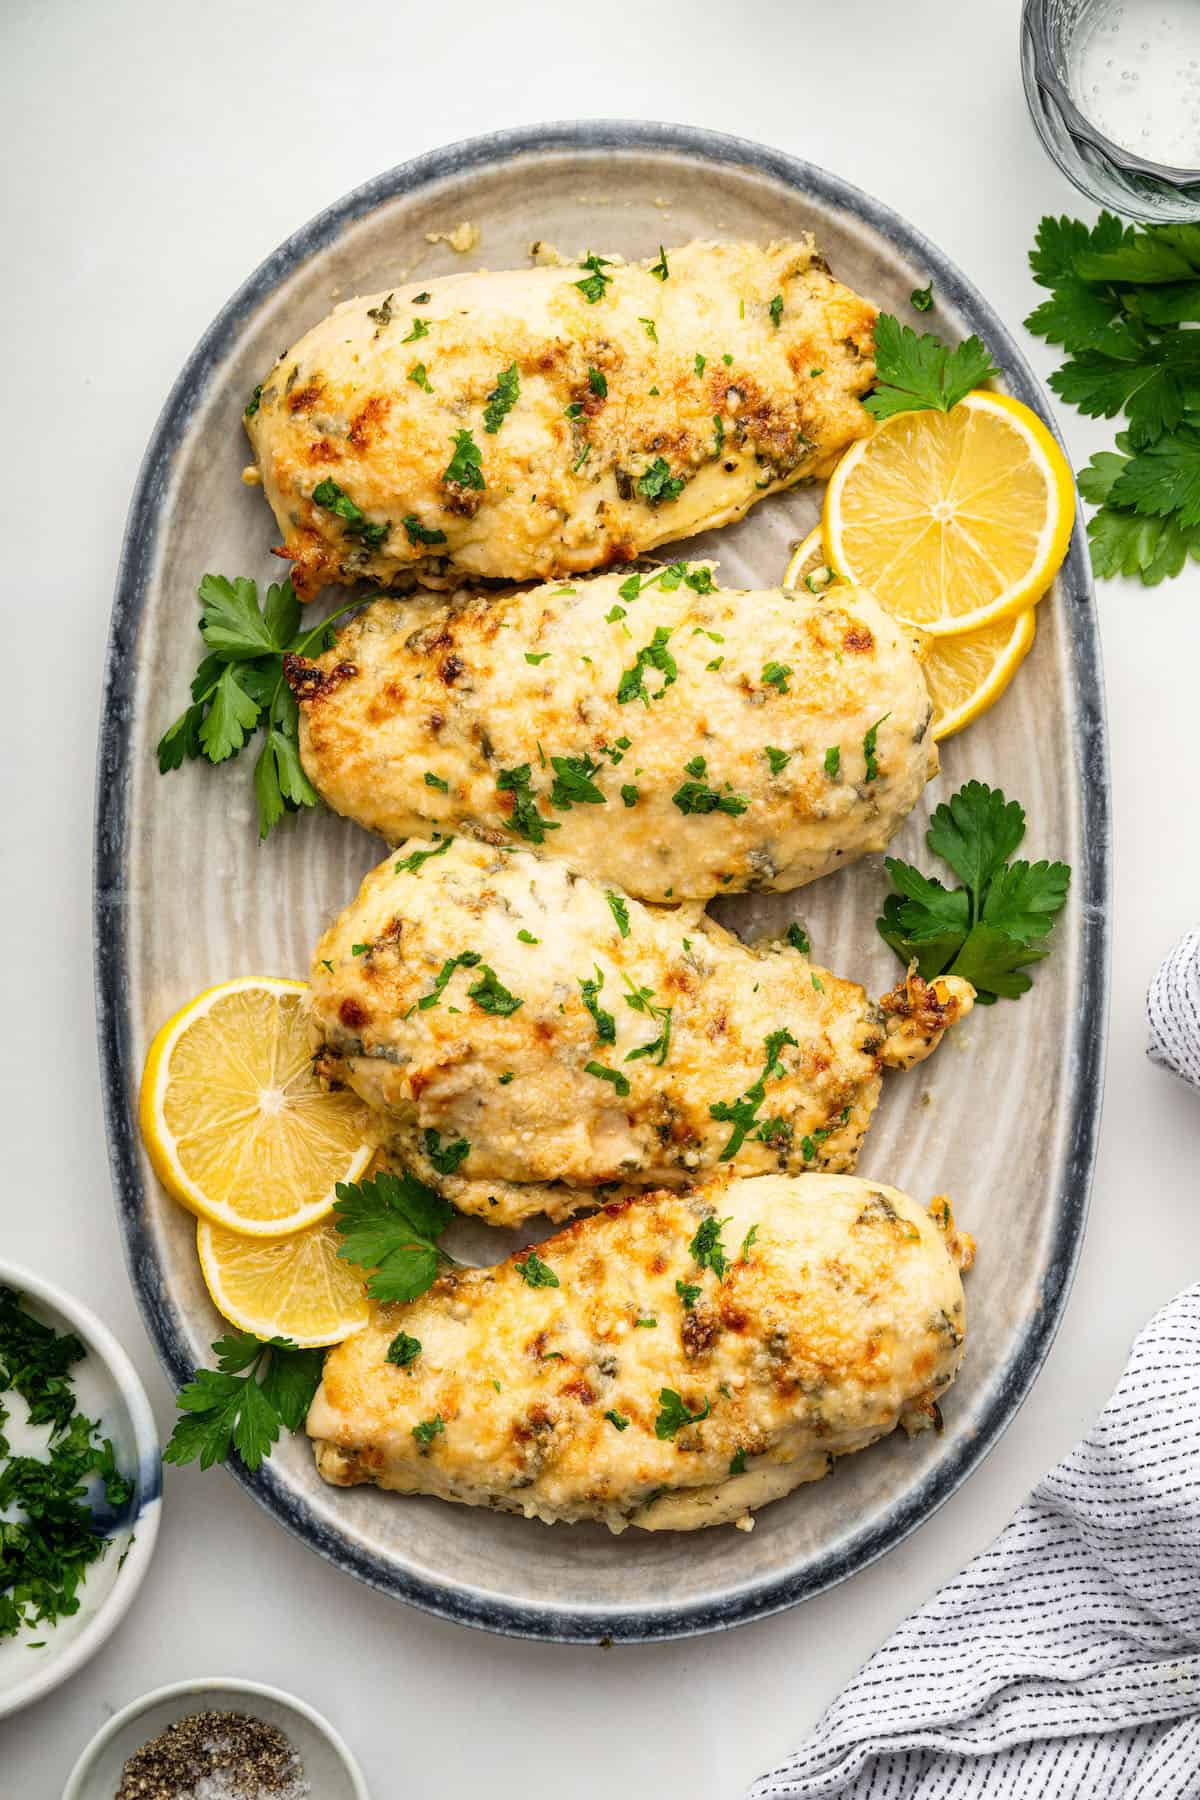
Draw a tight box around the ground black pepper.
[114,1709,308,1799]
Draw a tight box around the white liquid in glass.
[1070,0,1200,167]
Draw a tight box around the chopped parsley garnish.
[244,383,263,418]
[498,1071,515,1085]
[712,414,725,455]
[517,929,540,944]
[417,949,482,1011]
[575,253,613,303]
[911,282,934,312]
[786,922,810,954]
[467,965,523,1015]
[655,1389,710,1439]
[395,836,453,875]
[865,313,998,421]
[386,1332,422,1368]
[740,1224,759,1260]
[586,1061,631,1097]
[410,291,431,304]
[333,1168,454,1303]
[618,627,677,705]
[672,778,748,817]
[877,779,1071,1003]
[0,1289,135,1633]
[638,317,658,342]
[367,294,394,329]
[675,1279,701,1310]
[723,352,733,366]
[605,1409,629,1431]
[824,747,841,780]
[413,1415,444,1447]
[573,443,591,472]
[650,245,670,281]
[729,1447,747,1475]
[606,892,631,938]
[514,1251,559,1289]
[685,754,707,777]
[550,753,607,808]
[579,966,616,1044]
[311,478,389,549]
[408,362,433,393]
[525,651,551,665]
[482,363,520,434]
[351,943,369,957]
[403,514,448,545]
[620,784,639,807]
[401,317,430,343]
[424,770,449,791]
[761,660,792,694]
[605,605,626,623]
[636,458,686,505]
[443,428,485,490]
[564,401,584,419]
[164,1329,324,1475]
[709,1029,798,1159]
[424,1127,470,1175]
[863,716,889,782]
[768,293,784,328]
[497,764,559,844]
[695,353,707,376]
[588,367,608,397]
[635,1317,657,1328]
[764,746,791,774]
[799,1107,850,1162]
[812,974,824,992]
[688,1214,732,1279]
[621,974,672,1065]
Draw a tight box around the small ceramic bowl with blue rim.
[0,1259,161,1719]
[63,1677,370,1800]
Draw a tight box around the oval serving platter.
[95,121,1109,1643]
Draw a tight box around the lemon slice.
[823,391,1075,637]
[139,977,375,1236]
[921,608,1037,741]
[196,1216,369,1347]
[782,525,833,592]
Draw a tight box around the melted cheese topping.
[244,240,876,596]
[308,1173,970,1533]
[291,574,935,902]
[307,840,971,1226]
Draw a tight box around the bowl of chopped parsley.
[0,1264,161,1719]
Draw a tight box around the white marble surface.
[4,1,1198,1793]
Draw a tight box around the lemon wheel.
[823,391,1075,636]
[921,609,1037,741]
[139,977,375,1236]
[196,1215,369,1347]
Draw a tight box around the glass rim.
[1023,0,1200,186]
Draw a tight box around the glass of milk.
[1022,0,1200,218]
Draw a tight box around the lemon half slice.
[823,391,1075,637]
[139,977,375,1237]
[196,1216,370,1346]
[921,607,1037,741]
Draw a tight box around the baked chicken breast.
[244,239,876,597]
[308,837,973,1227]
[286,570,935,902]
[308,1172,973,1533]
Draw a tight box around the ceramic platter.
[95,122,1109,1642]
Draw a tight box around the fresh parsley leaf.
[911,283,933,312]
[768,293,783,328]
[403,514,448,546]
[654,1389,710,1439]
[402,318,430,343]
[864,314,999,420]
[688,1214,731,1279]
[621,974,672,1065]
[443,429,485,490]
[729,1447,747,1475]
[244,383,264,417]
[424,770,449,791]
[1106,423,1200,526]
[395,836,453,875]
[764,746,791,774]
[408,362,433,392]
[164,1333,323,1472]
[514,1250,559,1289]
[588,367,608,397]
[517,928,539,944]
[824,746,840,780]
[580,966,616,1044]
[575,253,612,304]
[675,1280,701,1310]
[638,316,658,342]
[483,364,520,434]
[672,778,748,817]
[468,966,523,1016]
[762,660,792,694]
[386,1332,422,1368]
[618,627,677,706]
[413,1414,444,1446]
[786,922,809,954]
[417,950,482,1011]
[863,714,889,783]
[550,753,606,808]
[709,1029,797,1159]
[877,780,1070,1003]
[620,784,639,807]
[311,478,389,549]
[333,1169,453,1303]
[650,245,669,281]
[605,1409,629,1431]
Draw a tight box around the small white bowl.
[0,1260,161,1720]
[63,1677,370,1799]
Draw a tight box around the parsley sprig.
[157,575,364,841]
[877,781,1070,1003]
[865,314,998,421]
[164,1332,324,1473]
[1027,213,1200,584]
[333,1168,455,1302]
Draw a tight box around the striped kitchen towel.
[748,1283,1200,1799]
[1147,928,1200,1091]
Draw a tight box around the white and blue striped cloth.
[749,933,1200,1799]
